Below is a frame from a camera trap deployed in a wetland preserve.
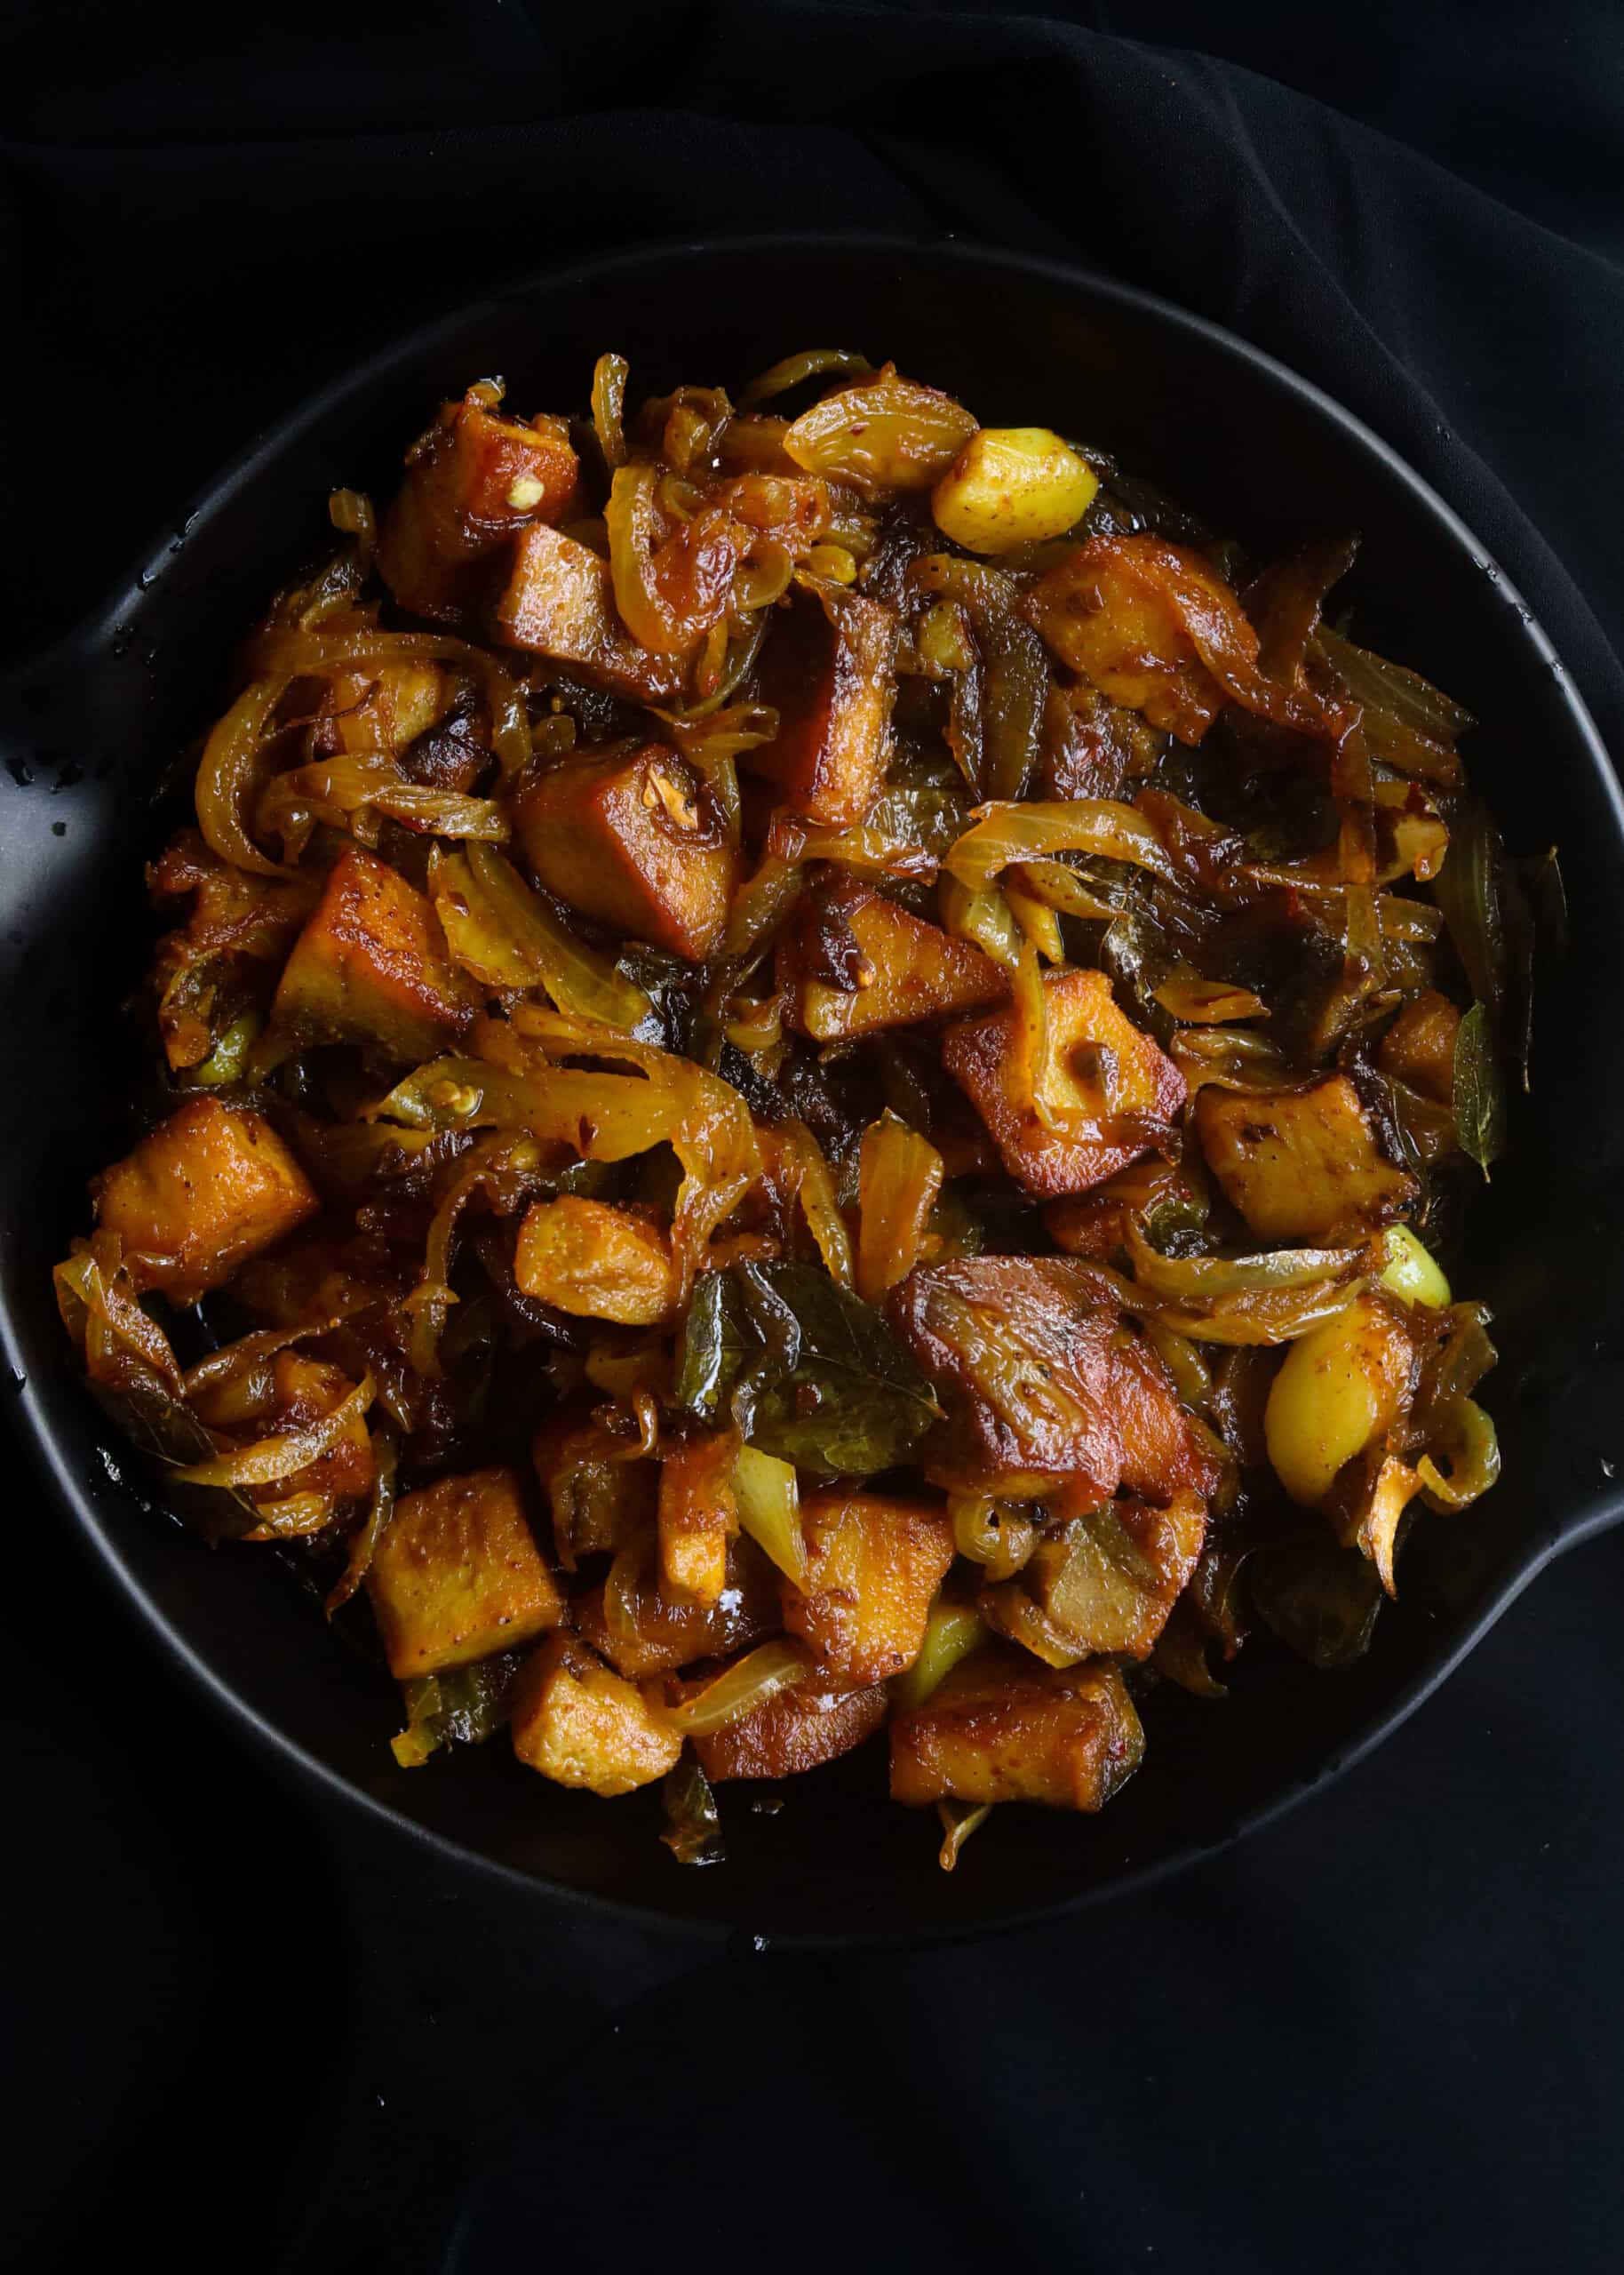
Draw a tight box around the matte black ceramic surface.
[4,236,1621,1946]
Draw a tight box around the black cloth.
[4,8,1622,2271]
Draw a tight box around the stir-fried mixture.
[56,348,1552,1871]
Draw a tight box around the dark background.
[4,6,1621,2270]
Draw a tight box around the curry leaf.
[671,1260,939,1480]
[659,1756,726,1868]
[1433,797,1508,1021]
[1453,1001,1507,1178]
[1503,845,1566,1095]
[1517,845,1568,964]
[1249,1529,1382,1669]
[391,1648,528,1768]
[89,1366,262,1542]
[672,1268,753,1422]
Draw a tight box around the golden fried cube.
[1111,1332,1226,1502]
[365,1465,563,1679]
[888,1255,1124,1499]
[691,1677,888,1783]
[1193,1074,1416,1241]
[888,1648,1144,1810]
[943,967,1185,1196]
[512,744,737,962]
[780,1490,956,1685]
[375,395,578,624]
[887,1257,1222,1505]
[92,1098,319,1303]
[509,1633,680,1797]
[272,845,475,1064]
[790,880,1007,1041]
[747,586,897,823]
[374,482,490,625]
[1022,535,1234,744]
[410,400,578,562]
[492,523,687,701]
[514,1197,678,1326]
[657,1432,738,1607]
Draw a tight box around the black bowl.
[4,235,1621,1948]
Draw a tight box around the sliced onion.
[434,844,651,1029]
[370,780,510,839]
[949,1494,1035,1583]
[54,1242,184,1393]
[1143,1321,1214,1409]
[174,1371,376,1488]
[605,461,681,654]
[659,1639,812,1736]
[653,695,778,762]
[245,619,532,782]
[1125,1222,1374,1299]
[653,698,777,837]
[724,852,806,958]
[1417,1397,1501,1512]
[607,467,747,660]
[735,541,794,611]
[776,1120,854,1289]
[856,1113,944,1306]
[406,1133,542,1377]
[326,1420,399,1614]
[765,814,940,882]
[982,1586,1085,1670]
[1348,1453,1424,1597]
[945,800,1180,893]
[498,1010,760,1286]
[1170,1026,1296,1095]
[1153,976,1270,1024]
[1315,628,1469,786]
[591,350,628,469]
[733,1444,808,1589]
[738,347,873,408]
[195,675,297,878]
[260,754,510,844]
[938,874,1023,970]
[1148,1284,1367,1346]
[1417,1302,1499,1426]
[1240,874,1446,946]
[252,621,474,675]
[909,556,1050,802]
[1004,875,1064,962]
[668,612,768,720]
[244,1492,336,1540]
[328,487,377,571]
[182,1315,358,1398]
[1013,859,1126,924]
[370,1056,688,1165]
[1151,1600,1229,1699]
[937,1800,992,1872]
[1086,1251,1370,1344]
[722,990,784,1056]
[1011,941,1063,1133]
[783,372,976,491]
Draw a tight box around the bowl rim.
[5,226,1621,1952]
